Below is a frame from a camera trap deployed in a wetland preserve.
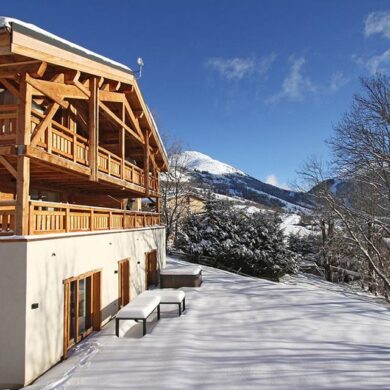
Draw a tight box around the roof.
[0,17,133,75]
[0,17,169,169]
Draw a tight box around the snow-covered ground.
[280,213,314,236]
[26,257,390,390]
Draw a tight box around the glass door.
[64,271,101,358]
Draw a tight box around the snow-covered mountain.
[179,151,245,176]
[179,150,314,212]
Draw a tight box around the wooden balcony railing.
[0,203,15,235]
[30,109,159,194]
[32,110,89,166]
[28,201,161,235]
[0,105,18,144]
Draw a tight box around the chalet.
[0,18,168,388]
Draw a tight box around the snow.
[25,257,390,390]
[0,17,131,72]
[180,151,246,176]
[280,213,313,236]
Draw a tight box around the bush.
[176,198,298,279]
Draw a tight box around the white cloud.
[364,11,390,39]
[267,56,316,103]
[258,53,277,76]
[206,54,276,81]
[366,49,390,73]
[329,71,349,91]
[206,57,255,80]
[353,50,390,74]
[265,174,290,190]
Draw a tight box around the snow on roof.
[179,151,246,176]
[0,16,132,73]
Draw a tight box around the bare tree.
[299,75,390,296]
[160,138,192,247]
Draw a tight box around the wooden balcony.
[0,107,159,196]
[0,201,161,236]
[0,105,17,146]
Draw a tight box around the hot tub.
[160,265,202,288]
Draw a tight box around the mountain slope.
[180,151,314,212]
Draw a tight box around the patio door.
[145,250,158,289]
[63,270,101,358]
[118,259,130,308]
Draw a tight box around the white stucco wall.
[0,226,165,388]
[0,241,27,389]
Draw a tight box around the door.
[118,259,130,308]
[145,250,158,289]
[63,270,101,358]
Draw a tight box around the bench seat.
[142,289,186,315]
[116,295,160,337]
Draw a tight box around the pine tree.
[177,198,297,279]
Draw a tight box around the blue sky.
[2,0,390,187]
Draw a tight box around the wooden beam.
[89,77,99,181]
[26,146,91,176]
[25,74,70,108]
[99,101,143,144]
[134,110,144,119]
[0,61,47,79]
[16,77,32,235]
[121,98,145,142]
[30,102,60,146]
[0,78,23,101]
[0,156,17,178]
[120,104,125,180]
[0,146,14,155]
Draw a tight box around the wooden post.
[89,77,99,181]
[120,104,125,180]
[65,206,70,233]
[15,76,32,235]
[90,209,94,231]
[144,129,150,197]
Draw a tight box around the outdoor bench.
[142,289,186,316]
[115,294,160,337]
[160,265,203,288]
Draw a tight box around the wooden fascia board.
[11,29,135,85]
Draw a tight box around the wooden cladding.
[29,201,160,235]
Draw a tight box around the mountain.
[179,151,314,212]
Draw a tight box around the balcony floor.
[25,257,390,390]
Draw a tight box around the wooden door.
[145,250,158,289]
[118,259,130,308]
[63,270,101,359]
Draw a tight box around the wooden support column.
[120,104,125,179]
[143,129,150,197]
[89,77,99,181]
[16,76,32,235]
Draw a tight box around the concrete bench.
[142,289,186,316]
[115,295,160,337]
[160,266,202,288]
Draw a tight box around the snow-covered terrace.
[26,257,390,389]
